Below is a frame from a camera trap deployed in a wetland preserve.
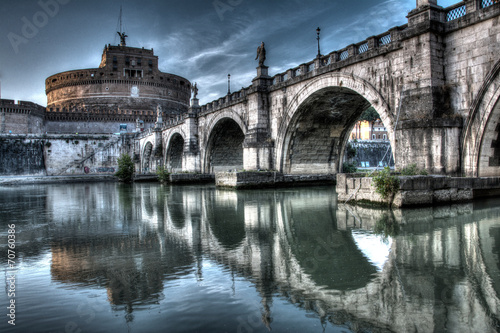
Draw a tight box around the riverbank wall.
[337,173,500,207]
[215,171,335,189]
[0,134,134,176]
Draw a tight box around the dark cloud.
[0,0,458,105]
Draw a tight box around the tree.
[359,107,380,122]
[115,153,135,183]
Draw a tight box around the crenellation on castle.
[0,99,45,134]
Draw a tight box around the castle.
[1,36,192,135]
[44,39,192,134]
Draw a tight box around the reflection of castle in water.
[45,184,500,331]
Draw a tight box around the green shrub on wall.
[372,167,400,201]
[156,166,170,183]
[342,162,358,173]
[115,153,135,183]
[399,163,428,176]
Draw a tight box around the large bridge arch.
[164,130,186,172]
[463,60,500,177]
[275,73,394,174]
[203,114,247,174]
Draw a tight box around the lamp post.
[316,27,321,58]
[227,74,231,95]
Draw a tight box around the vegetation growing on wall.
[372,167,400,202]
[115,153,134,183]
[399,163,428,176]
[156,166,170,183]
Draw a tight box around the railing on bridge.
[358,42,369,54]
[378,33,391,46]
[339,50,349,61]
[445,0,499,21]
[446,3,467,21]
[482,0,498,9]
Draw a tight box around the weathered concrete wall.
[43,134,134,175]
[0,134,134,176]
[0,136,45,176]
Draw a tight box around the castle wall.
[0,99,45,134]
[44,120,152,134]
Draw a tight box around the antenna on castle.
[119,6,122,34]
[116,6,128,46]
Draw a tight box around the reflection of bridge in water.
[45,184,500,332]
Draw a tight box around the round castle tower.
[45,40,191,133]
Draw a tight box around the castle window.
[137,58,142,66]
[113,64,117,71]
[148,60,153,66]
[113,56,117,63]
[124,69,143,78]
[125,57,130,65]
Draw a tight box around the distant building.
[0,99,45,134]
[45,43,192,134]
[350,119,388,141]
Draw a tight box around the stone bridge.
[138,0,500,177]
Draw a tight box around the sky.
[0,0,458,106]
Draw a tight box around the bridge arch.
[164,131,186,172]
[203,114,247,174]
[276,73,394,174]
[462,60,500,177]
[141,140,154,173]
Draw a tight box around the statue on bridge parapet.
[191,82,199,99]
[255,42,266,67]
[191,83,200,107]
[155,104,163,128]
[254,42,270,81]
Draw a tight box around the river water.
[0,183,499,333]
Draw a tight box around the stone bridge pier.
[137,0,500,179]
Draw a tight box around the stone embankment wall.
[0,136,45,176]
[215,171,335,188]
[0,134,134,176]
[337,173,500,207]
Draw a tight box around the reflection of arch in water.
[276,194,379,291]
[205,189,246,250]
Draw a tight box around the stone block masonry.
[215,171,335,189]
[337,173,500,207]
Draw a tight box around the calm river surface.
[1,183,500,333]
